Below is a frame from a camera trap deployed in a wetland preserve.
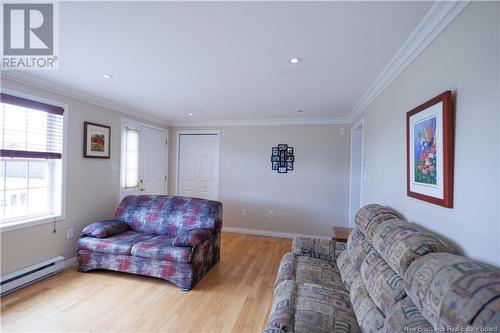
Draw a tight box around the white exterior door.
[120,121,168,201]
[178,134,219,200]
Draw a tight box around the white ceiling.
[3,1,433,125]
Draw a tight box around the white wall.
[353,2,500,266]
[0,78,166,275]
[169,125,351,237]
[349,125,363,228]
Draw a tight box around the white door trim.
[175,130,221,200]
[348,119,364,228]
[120,118,168,202]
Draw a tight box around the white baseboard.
[64,257,77,270]
[222,226,330,240]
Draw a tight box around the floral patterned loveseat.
[77,195,222,291]
[263,204,500,332]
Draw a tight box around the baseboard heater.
[1,256,65,296]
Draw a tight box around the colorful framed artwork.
[84,121,111,158]
[406,91,454,207]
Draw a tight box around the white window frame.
[0,88,68,233]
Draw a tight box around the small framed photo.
[272,162,278,170]
[84,121,111,158]
[286,155,294,162]
[287,147,294,155]
[287,162,293,171]
[278,144,288,151]
[271,155,280,162]
[278,167,287,173]
[272,147,278,155]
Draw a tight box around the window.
[125,128,139,188]
[0,93,65,227]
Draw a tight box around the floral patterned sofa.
[263,204,500,332]
[77,195,222,291]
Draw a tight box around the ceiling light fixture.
[187,113,193,116]
[289,57,301,64]
[101,73,113,79]
[297,110,305,113]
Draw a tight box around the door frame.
[175,130,221,200]
[120,118,169,201]
[348,119,364,228]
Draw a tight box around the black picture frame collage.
[271,144,294,173]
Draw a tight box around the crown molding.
[172,117,351,128]
[349,1,470,122]
[1,71,170,126]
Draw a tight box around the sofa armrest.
[81,219,129,238]
[172,228,213,247]
[292,237,345,262]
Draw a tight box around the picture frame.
[278,144,288,151]
[287,147,294,155]
[278,167,287,173]
[272,147,278,155]
[83,121,111,159]
[271,155,280,162]
[406,91,454,208]
[287,162,293,171]
[272,162,278,170]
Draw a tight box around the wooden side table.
[332,227,352,243]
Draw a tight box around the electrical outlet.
[268,211,274,218]
[241,208,247,216]
[66,228,74,240]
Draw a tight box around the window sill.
[0,214,65,233]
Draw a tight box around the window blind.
[0,93,64,159]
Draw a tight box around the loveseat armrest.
[81,219,129,238]
[292,237,345,262]
[172,228,213,247]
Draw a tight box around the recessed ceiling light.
[101,73,113,79]
[297,110,305,113]
[187,113,193,116]
[289,57,301,64]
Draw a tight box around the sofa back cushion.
[114,195,223,236]
[355,204,401,242]
[405,252,500,329]
[372,219,458,277]
[347,228,375,271]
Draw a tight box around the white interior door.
[120,121,168,200]
[349,122,364,227]
[178,134,220,200]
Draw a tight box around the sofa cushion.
[292,237,345,262]
[295,256,344,291]
[350,275,385,332]
[360,251,406,315]
[372,219,458,277]
[77,231,154,255]
[347,229,375,271]
[81,219,129,238]
[171,228,213,247]
[354,204,401,242]
[114,195,222,236]
[131,235,193,263]
[383,297,434,333]
[405,252,500,330]
[294,282,359,333]
[337,250,359,291]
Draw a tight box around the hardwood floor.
[0,232,291,333]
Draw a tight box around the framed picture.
[272,147,278,155]
[84,121,111,158]
[286,155,294,162]
[278,167,287,173]
[271,155,279,162]
[287,162,293,171]
[406,91,454,207]
[278,144,288,151]
[287,147,294,155]
[272,162,278,170]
